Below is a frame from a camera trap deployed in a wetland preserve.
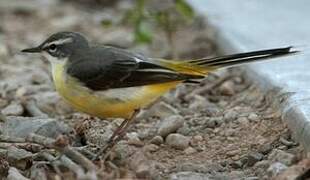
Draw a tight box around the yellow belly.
[52,62,180,119]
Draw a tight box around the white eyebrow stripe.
[43,37,73,48]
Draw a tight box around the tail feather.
[190,46,298,68]
[157,46,299,76]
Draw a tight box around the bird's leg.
[93,109,140,161]
[106,118,129,144]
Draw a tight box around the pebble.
[34,91,62,114]
[114,141,134,161]
[129,151,154,179]
[237,117,249,125]
[254,160,271,169]
[0,157,9,178]
[177,123,191,136]
[184,147,197,155]
[190,135,204,146]
[0,98,8,108]
[7,167,29,180]
[1,102,24,116]
[2,116,74,139]
[223,110,238,122]
[7,146,32,170]
[279,137,296,147]
[138,102,179,119]
[205,117,223,128]
[127,138,144,147]
[144,144,159,152]
[188,95,211,111]
[259,144,273,155]
[226,149,240,157]
[219,81,235,96]
[166,133,190,150]
[193,135,203,142]
[150,136,164,145]
[247,152,264,166]
[170,172,211,180]
[157,115,184,137]
[176,162,221,173]
[230,160,243,169]
[267,162,288,177]
[268,149,296,166]
[248,113,259,122]
[245,177,259,180]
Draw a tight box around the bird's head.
[21,31,89,63]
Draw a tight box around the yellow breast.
[51,62,180,119]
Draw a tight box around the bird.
[21,31,298,158]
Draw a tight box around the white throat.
[42,51,67,65]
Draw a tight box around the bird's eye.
[49,44,57,52]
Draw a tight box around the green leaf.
[101,19,113,27]
[134,21,153,44]
[175,0,195,19]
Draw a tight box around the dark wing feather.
[67,46,202,91]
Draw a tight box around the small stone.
[188,95,211,111]
[259,144,272,155]
[170,172,211,180]
[127,132,143,146]
[7,167,29,180]
[114,141,133,161]
[278,145,287,150]
[268,149,296,166]
[230,160,243,169]
[228,170,246,179]
[226,149,240,157]
[157,115,184,137]
[0,98,8,108]
[144,144,159,152]
[127,138,144,147]
[254,160,271,169]
[1,102,24,116]
[7,146,32,170]
[267,162,288,177]
[177,123,191,136]
[245,177,259,180]
[224,110,238,122]
[2,116,75,140]
[0,157,9,178]
[247,152,264,166]
[166,133,190,150]
[193,135,203,142]
[237,117,249,125]
[184,147,197,155]
[150,136,164,145]
[139,102,179,119]
[248,113,259,122]
[205,117,223,128]
[129,151,154,179]
[190,135,204,146]
[231,155,240,161]
[279,137,296,147]
[225,128,236,136]
[219,81,235,96]
[34,91,62,114]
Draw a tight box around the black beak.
[21,46,41,53]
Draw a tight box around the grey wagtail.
[21,32,298,158]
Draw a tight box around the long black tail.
[189,46,298,68]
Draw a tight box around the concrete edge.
[204,18,310,152]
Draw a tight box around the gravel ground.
[0,1,305,179]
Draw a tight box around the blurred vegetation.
[122,0,196,58]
